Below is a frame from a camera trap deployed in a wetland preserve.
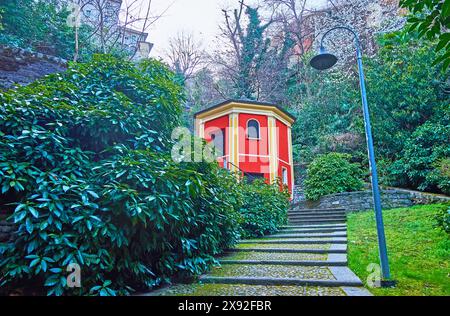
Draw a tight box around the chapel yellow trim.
[195,101,294,126]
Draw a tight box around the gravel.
[236,243,331,250]
[221,251,327,261]
[147,284,346,296]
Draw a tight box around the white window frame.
[246,119,260,140]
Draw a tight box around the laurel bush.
[304,153,364,201]
[239,179,290,238]
[0,55,244,295]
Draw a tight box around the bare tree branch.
[166,31,207,81]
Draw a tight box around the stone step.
[289,219,346,225]
[341,287,373,296]
[288,214,347,220]
[232,243,347,253]
[200,265,363,287]
[281,223,347,229]
[289,209,346,212]
[270,232,347,239]
[228,248,346,254]
[289,214,347,219]
[199,276,362,287]
[219,259,347,266]
[288,208,347,214]
[141,283,348,296]
[239,238,347,244]
[222,250,328,261]
[288,211,346,217]
[290,208,346,212]
[289,208,346,212]
[208,263,336,280]
[279,227,347,234]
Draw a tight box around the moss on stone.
[220,251,327,261]
[148,283,346,296]
[209,264,335,279]
[235,243,330,250]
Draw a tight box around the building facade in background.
[61,0,153,59]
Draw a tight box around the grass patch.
[347,204,450,296]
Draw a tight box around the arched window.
[247,119,260,139]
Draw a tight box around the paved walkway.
[144,207,371,296]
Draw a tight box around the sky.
[123,0,329,60]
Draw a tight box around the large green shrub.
[389,121,450,194]
[239,179,290,238]
[366,32,448,159]
[0,55,243,295]
[304,153,364,201]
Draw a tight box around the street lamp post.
[310,26,392,282]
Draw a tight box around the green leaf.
[25,218,34,234]
[14,211,27,223]
[41,260,48,272]
[88,190,99,199]
[436,38,448,52]
[30,258,40,268]
[14,204,26,212]
[28,206,39,218]
[442,57,450,71]
[443,0,450,17]
[44,277,59,287]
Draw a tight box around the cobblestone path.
[143,207,371,296]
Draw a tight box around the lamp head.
[310,46,338,70]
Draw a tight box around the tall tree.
[166,32,207,82]
[213,1,274,100]
[263,0,316,57]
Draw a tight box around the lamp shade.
[310,47,338,70]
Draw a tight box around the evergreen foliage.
[0,56,231,295]
[0,55,290,295]
[239,179,290,238]
[304,153,364,200]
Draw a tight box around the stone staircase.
[146,207,371,296]
[198,207,370,296]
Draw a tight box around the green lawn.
[347,204,450,296]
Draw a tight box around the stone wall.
[292,185,305,203]
[0,45,67,90]
[292,188,450,211]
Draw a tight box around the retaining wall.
[292,188,450,211]
[0,45,67,90]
